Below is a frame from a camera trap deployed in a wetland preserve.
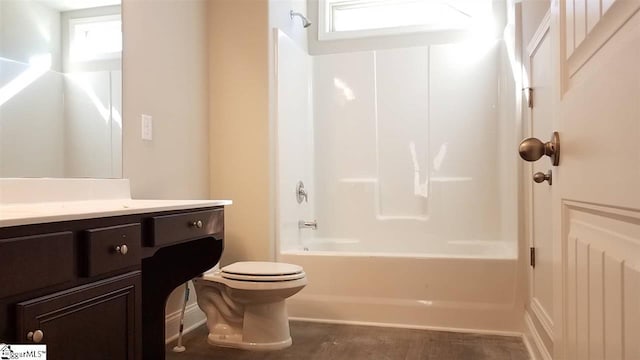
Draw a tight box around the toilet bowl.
[193,261,307,350]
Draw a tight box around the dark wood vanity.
[0,205,225,360]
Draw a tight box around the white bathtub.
[279,239,522,334]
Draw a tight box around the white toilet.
[193,261,307,350]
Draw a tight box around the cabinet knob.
[190,220,203,229]
[115,244,128,255]
[27,330,44,343]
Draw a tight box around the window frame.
[69,14,122,63]
[318,0,474,41]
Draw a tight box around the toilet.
[193,261,307,350]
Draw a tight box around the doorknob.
[519,131,560,166]
[533,170,552,185]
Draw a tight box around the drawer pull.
[114,244,129,255]
[27,330,44,343]
[190,220,203,229]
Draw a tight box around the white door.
[526,15,555,355]
[547,2,640,359]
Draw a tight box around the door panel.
[553,3,640,358]
[559,7,640,209]
[564,204,640,360]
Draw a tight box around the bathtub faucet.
[298,220,318,230]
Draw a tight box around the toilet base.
[207,333,292,351]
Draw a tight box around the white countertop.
[0,199,232,227]
[0,178,231,228]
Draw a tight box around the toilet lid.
[221,261,305,282]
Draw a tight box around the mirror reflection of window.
[0,0,122,179]
[70,15,122,62]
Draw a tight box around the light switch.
[141,114,152,140]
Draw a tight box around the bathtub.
[279,239,522,334]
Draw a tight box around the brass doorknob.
[518,131,560,166]
[533,170,552,185]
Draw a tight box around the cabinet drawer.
[81,224,141,277]
[0,232,74,298]
[149,209,223,246]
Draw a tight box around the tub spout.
[298,220,318,230]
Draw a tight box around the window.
[69,15,122,62]
[319,0,492,40]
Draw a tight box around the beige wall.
[522,0,550,47]
[122,0,210,337]
[123,0,209,200]
[209,0,272,265]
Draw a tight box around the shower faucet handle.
[296,181,308,204]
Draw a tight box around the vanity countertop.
[0,178,231,228]
[0,199,232,228]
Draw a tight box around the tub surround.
[0,178,231,359]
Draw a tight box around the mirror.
[0,0,122,178]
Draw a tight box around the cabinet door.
[16,272,140,360]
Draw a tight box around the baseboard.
[523,311,552,360]
[165,303,207,344]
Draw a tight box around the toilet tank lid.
[222,261,303,276]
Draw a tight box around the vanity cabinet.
[16,272,140,360]
[0,205,225,360]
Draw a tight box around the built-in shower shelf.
[304,238,360,245]
[339,178,378,183]
[376,214,429,222]
[339,177,472,184]
[430,177,473,182]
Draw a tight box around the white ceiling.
[37,0,120,12]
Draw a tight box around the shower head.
[290,10,312,28]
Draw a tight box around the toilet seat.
[221,262,305,282]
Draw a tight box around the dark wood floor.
[166,321,530,360]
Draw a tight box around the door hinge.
[530,247,536,268]
[523,87,533,108]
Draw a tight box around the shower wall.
[275,30,315,251]
[312,43,515,254]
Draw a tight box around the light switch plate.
[141,114,152,140]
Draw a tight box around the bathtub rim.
[280,249,518,261]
